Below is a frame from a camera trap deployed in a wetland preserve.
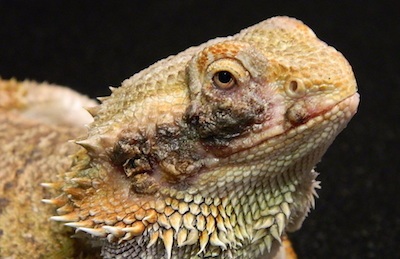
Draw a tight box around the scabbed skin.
[0,16,359,258]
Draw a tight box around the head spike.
[56,203,74,214]
[96,96,108,103]
[40,182,63,190]
[41,194,68,206]
[50,212,79,222]
[103,226,124,238]
[77,227,107,237]
[122,221,146,237]
[109,86,118,92]
[75,137,102,153]
[70,177,93,188]
[65,220,94,229]
[85,105,100,117]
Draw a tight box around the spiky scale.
[176,228,188,247]
[147,231,159,248]
[197,231,209,255]
[122,221,146,237]
[103,226,125,238]
[180,229,199,246]
[77,227,107,237]
[161,229,174,259]
[50,212,79,222]
[210,231,227,250]
[65,220,93,228]
[254,216,275,230]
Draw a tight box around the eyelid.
[206,58,250,86]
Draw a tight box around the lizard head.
[45,17,359,258]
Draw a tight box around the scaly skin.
[0,79,96,258]
[0,17,359,258]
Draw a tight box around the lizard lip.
[265,92,360,144]
[216,92,359,160]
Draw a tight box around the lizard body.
[0,17,359,258]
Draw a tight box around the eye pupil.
[218,71,232,84]
[213,71,235,89]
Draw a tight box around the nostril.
[285,78,306,98]
[289,80,298,92]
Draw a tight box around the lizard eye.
[213,71,236,89]
[206,58,249,90]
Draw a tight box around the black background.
[1,1,399,258]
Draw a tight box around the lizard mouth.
[213,92,360,160]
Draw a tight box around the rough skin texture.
[0,79,97,258]
[0,17,359,258]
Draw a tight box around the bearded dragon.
[0,16,359,258]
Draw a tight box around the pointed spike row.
[41,198,66,207]
[196,230,209,255]
[196,215,206,232]
[56,203,75,214]
[233,225,244,241]
[239,224,250,241]
[63,187,85,199]
[280,202,291,219]
[107,234,117,243]
[96,96,108,103]
[252,229,267,243]
[41,182,63,190]
[275,213,286,236]
[206,215,216,234]
[65,221,93,229]
[70,177,93,188]
[216,214,227,233]
[122,221,146,237]
[41,194,68,206]
[223,217,233,232]
[109,86,117,92]
[283,192,294,203]
[269,225,281,243]
[218,231,233,249]
[182,213,195,230]
[265,235,273,253]
[41,199,55,205]
[176,229,188,247]
[169,212,182,233]
[258,240,266,257]
[75,138,102,152]
[50,212,79,222]
[121,232,133,241]
[157,214,171,229]
[147,231,159,248]
[142,209,158,224]
[161,229,174,259]
[77,227,107,237]
[180,229,199,247]
[209,231,227,250]
[85,105,100,117]
[103,226,125,238]
[254,216,274,230]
